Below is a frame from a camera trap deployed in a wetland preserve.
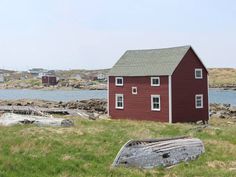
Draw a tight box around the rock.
[93,113,100,118]
[61,119,74,127]
[210,103,236,119]
[88,113,96,120]
[223,104,231,108]
[229,106,236,113]
[99,114,109,119]
[0,113,74,127]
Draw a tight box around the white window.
[132,87,137,95]
[151,77,160,86]
[195,69,203,79]
[116,94,124,109]
[115,77,123,86]
[195,94,203,109]
[151,95,161,111]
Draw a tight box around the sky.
[0,0,235,70]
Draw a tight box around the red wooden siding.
[172,48,209,123]
[109,76,169,122]
[42,76,57,86]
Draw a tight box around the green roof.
[109,45,191,76]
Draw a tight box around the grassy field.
[208,68,236,88]
[0,117,236,177]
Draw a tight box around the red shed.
[42,76,58,86]
[108,45,209,123]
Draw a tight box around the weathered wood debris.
[0,99,108,120]
[0,106,106,120]
[112,137,205,169]
[0,113,74,127]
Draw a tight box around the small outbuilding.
[108,45,209,123]
[42,76,57,86]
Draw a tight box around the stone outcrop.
[0,99,108,120]
[0,113,74,127]
[210,103,236,119]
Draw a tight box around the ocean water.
[209,88,236,105]
[0,88,235,105]
[0,89,107,102]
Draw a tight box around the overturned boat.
[112,137,205,169]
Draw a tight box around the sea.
[0,88,235,105]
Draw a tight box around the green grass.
[0,118,236,177]
[209,68,236,87]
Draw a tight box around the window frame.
[151,77,160,86]
[132,87,138,95]
[115,77,124,86]
[115,94,124,109]
[195,94,203,109]
[151,95,161,111]
[195,69,203,79]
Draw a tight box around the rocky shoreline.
[210,103,236,119]
[0,99,107,119]
[0,84,107,91]
[0,99,236,120]
[210,87,236,91]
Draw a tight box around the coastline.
[0,85,108,91]
[0,86,234,91]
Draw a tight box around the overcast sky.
[0,0,235,70]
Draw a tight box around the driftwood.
[0,106,70,115]
[0,106,93,117]
[112,137,205,169]
[0,113,74,127]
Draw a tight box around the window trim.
[195,69,203,79]
[132,87,137,95]
[151,95,161,111]
[151,77,160,86]
[115,94,124,109]
[195,94,203,109]
[115,77,123,86]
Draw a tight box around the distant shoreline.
[210,87,236,91]
[0,86,235,91]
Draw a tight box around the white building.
[97,74,106,80]
[28,68,47,78]
[0,74,5,83]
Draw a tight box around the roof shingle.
[109,45,191,76]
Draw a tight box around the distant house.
[42,76,58,86]
[29,68,56,79]
[0,74,5,83]
[29,68,46,77]
[46,70,56,76]
[108,45,209,123]
[92,74,107,81]
[97,74,106,81]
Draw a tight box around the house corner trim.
[107,76,110,116]
[168,75,172,123]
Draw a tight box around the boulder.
[229,106,236,113]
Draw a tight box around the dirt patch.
[207,160,236,171]
[61,154,74,161]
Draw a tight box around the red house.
[42,76,58,86]
[108,46,209,123]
